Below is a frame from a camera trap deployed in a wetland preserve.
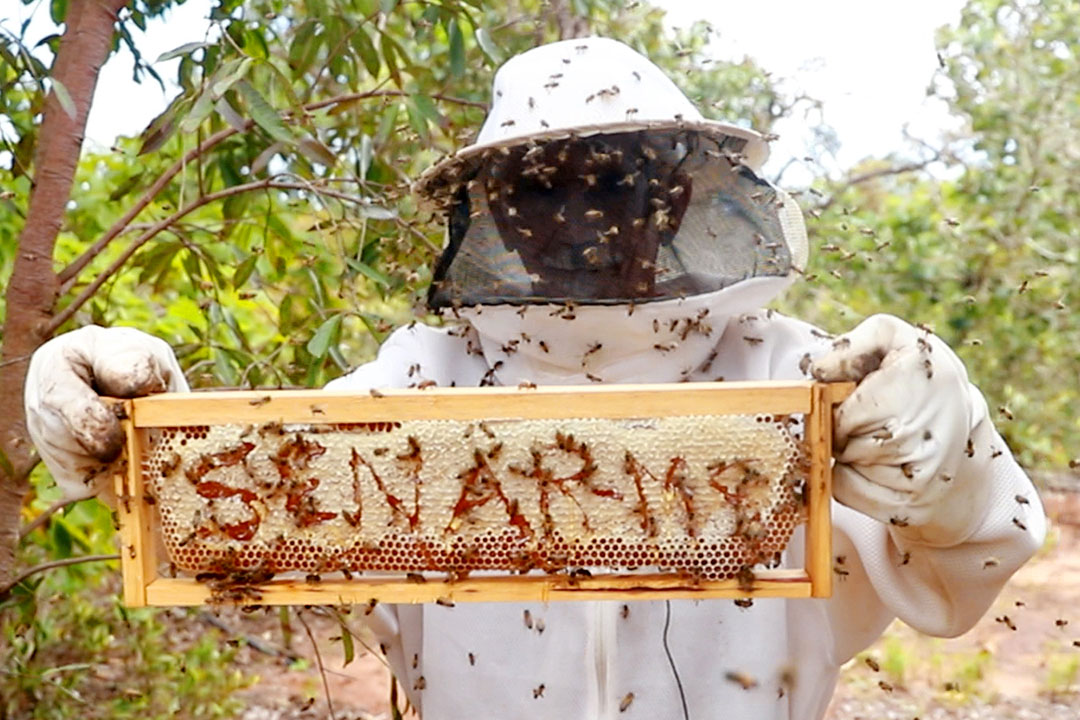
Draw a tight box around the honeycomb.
[143,413,808,581]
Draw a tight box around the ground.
[217,491,1080,720]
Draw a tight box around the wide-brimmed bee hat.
[415,37,808,309]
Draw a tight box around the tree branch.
[20,492,93,540]
[49,179,382,333]
[814,157,940,213]
[56,89,484,291]
[297,610,338,720]
[0,553,120,599]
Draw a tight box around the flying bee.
[983,557,1000,569]
[725,670,758,690]
[995,615,1017,631]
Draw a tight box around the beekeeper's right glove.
[24,325,187,499]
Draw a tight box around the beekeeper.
[25,37,1044,720]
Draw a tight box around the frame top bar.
[130,380,823,428]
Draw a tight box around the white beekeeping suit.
[25,38,1044,720]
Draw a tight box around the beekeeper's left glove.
[810,314,1000,546]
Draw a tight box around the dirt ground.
[221,491,1080,720]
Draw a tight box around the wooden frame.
[113,380,853,607]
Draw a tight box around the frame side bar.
[117,407,156,608]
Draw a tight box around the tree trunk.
[0,0,131,583]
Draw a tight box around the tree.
[782,0,1080,471]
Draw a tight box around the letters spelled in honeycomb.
[114,382,851,606]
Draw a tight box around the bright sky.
[2,0,968,184]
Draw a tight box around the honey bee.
[864,656,880,672]
[725,670,758,690]
[619,692,635,711]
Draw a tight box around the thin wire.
[663,600,690,720]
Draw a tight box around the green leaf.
[50,78,76,120]
[380,33,401,88]
[410,93,440,124]
[179,88,216,133]
[448,19,465,78]
[474,27,502,65]
[214,349,239,386]
[306,315,342,358]
[233,254,260,288]
[107,171,144,202]
[351,28,381,77]
[50,518,73,559]
[49,0,67,25]
[338,616,355,668]
[358,133,373,178]
[346,257,391,287]
[237,80,294,143]
[156,41,210,63]
[211,57,254,99]
[297,136,338,168]
[279,294,295,334]
[215,97,248,131]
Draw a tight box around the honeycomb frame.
[112,381,853,607]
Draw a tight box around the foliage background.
[1,0,1077,715]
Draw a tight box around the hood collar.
[457,275,794,386]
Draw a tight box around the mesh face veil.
[428,129,799,308]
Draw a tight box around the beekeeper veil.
[413,37,808,384]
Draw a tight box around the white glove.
[810,314,998,546]
[24,325,188,500]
